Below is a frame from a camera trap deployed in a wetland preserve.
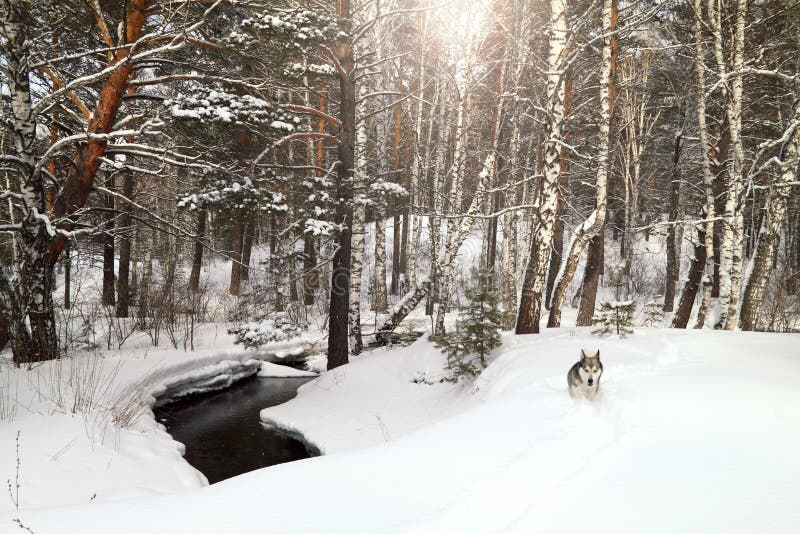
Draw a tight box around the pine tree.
[592,300,636,337]
[643,298,664,327]
[435,269,506,382]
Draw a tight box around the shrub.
[434,269,505,382]
[228,315,305,349]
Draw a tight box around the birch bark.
[739,101,800,330]
[546,0,613,329]
[693,0,716,329]
[709,0,746,329]
[348,84,369,354]
[515,0,569,334]
[0,0,59,363]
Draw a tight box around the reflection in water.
[154,375,316,484]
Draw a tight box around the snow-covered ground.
[3,327,799,533]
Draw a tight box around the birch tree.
[515,0,569,334]
[740,86,800,329]
[708,0,746,329]
[547,0,614,329]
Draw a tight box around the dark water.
[154,375,317,484]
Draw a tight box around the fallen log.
[375,280,431,345]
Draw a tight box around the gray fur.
[567,349,603,400]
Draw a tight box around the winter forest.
[1,0,799,532]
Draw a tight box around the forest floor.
[1,321,799,533]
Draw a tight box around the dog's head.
[578,349,602,387]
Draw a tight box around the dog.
[567,349,603,400]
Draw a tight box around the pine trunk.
[576,234,604,326]
[327,3,356,370]
[188,209,206,293]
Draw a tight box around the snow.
[257,361,317,378]
[4,328,800,533]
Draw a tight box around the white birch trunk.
[406,6,428,287]
[348,84,369,354]
[0,1,59,362]
[429,79,449,317]
[709,0,746,329]
[433,85,469,336]
[374,216,388,313]
[513,0,570,334]
[739,101,800,329]
[546,0,613,329]
[693,0,716,329]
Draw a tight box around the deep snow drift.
[4,328,799,533]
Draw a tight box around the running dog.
[567,349,603,400]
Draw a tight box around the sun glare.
[428,0,494,50]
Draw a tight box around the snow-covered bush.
[229,316,305,350]
[593,300,636,337]
[434,269,506,382]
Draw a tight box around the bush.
[434,269,505,382]
[228,315,305,349]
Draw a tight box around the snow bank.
[256,361,317,378]
[9,328,800,533]
[151,359,263,406]
[0,323,312,514]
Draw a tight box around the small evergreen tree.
[643,297,664,327]
[434,269,506,382]
[592,300,636,337]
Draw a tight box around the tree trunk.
[576,234,604,326]
[116,173,134,317]
[546,0,613,329]
[229,216,243,296]
[433,85,470,336]
[376,280,430,345]
[692,0,716,329]
[349,84,369,355]
[515,0,569,334]
[546,38,575,310]
[391,215,401,294]
[374,215,388,313]
[0,1,59,363]
[240,220,254,282]
[709,0,746,329]
[327,2,356,371]
[672,225,707,328]
[664,105,686,312]
[303,234,318,306]
[188,208,206,292]
[740,102,800,330]
[48,0,152,264]
[102,174,116,306]
[64,242,71,310]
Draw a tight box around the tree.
[435,269,505,382]
[546,0,614,328]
